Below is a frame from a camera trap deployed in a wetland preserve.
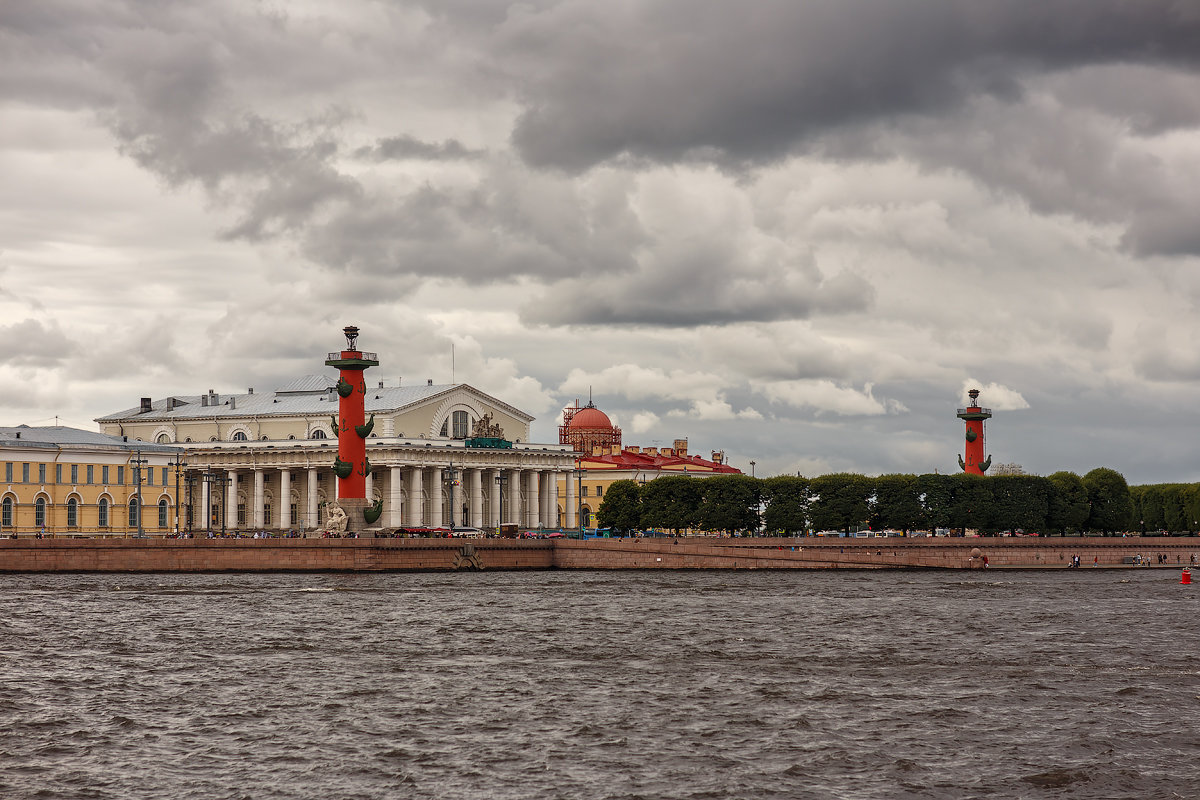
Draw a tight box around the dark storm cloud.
[498,0,1200,171]
[355,134,483,161]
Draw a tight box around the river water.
[1,570,1196,799]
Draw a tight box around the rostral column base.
[335,498,375,537]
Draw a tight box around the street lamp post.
[130,451,147,538]
[749,460,756,478]
[444,461,458,529]
[169,457,188,536]
[203,470,230,537]
[495,471,508,535]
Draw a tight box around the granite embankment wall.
[0,536,1196,572]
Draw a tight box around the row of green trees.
[594,468,1180,536]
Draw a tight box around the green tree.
[696,475,762,534]
[946,473,994,533]
[809,473,872,533]
[597,479,642,534]
[762,475,811,534]
[639,475,701,534]
[989,475,1050,534]
[1083,467,1134,535]
[916,473,954,532]
[871,474,923,532]
[1046,471,1089,534]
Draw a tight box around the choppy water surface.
[1,570,1197,799]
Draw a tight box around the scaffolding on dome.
[559,401,622,455]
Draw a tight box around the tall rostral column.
[324,326,380,530]
[957,388,992,475]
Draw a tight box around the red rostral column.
[324,326,379,504]
[957,388,992,475]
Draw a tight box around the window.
[310,430,327,440]
[232,431,247,441]
[4,463,11,482]
[55,464,62,484]
[22,463,29,483]
[264,504,272,527]
[128,499,139,528]
[98,498,108,527]
[597,485,604,497]
[38,464,46,484]
[157,433,170,444]
[290,503,297,526]
[452,410,469,439]
[35,497,46,527]
[147,468,154,486]
[102,466,109,484]
[237,503,246,525]
[1,497,11,527]
[158,499,168,528]
[67,498,78,527]
[70,464,78,484]
[162,468,168,485]
[581,486,589,497]
[117,466,125,485]
[86,465,93,485]
[439,419,449,437]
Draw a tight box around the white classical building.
[95,376,578,533]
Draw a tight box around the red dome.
[568,406,613,430]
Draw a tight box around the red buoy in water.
[1182,568,1192,585]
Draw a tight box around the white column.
[565,472,577,529]
[448,467,458,528]
[252,469,265,528]
[366,470,374,503]
[407,467,424,526]
[550,470,560,528]
[388,467,403,527]
[227,470,238,530]
[470,468,483,528]
[527,469,540,528]
[201,478,211,532]
[490,468,501,528]
[307,469,318,531]
[279,469,292,530]
[430,467,443,528]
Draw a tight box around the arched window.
[158,498,169,528]
[67,498,78,527]
[452,410,469,439]
[440,419,448,437]
[232,431,247,441]
[157,433,171,444]
[35,497,46,528]
[1,497,12,528]
[128,498,139,529]
[98,497,109,527]
[310,429,327,440]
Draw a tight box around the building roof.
[0,426,181,454]
[95,379,535,425]
[580,447,741,474]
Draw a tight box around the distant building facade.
[96,376,575,532]
[0,426,181,537]
[555,400,741,528]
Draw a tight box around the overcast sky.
[3,1,1199,484]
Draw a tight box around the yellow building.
[0,426,183,537]
[555,402,741,528]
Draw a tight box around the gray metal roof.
[94,380,535,423]
[0,426,182,453]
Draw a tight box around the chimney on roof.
[209,390,219,405]
[427,379,433,386]
[229,397,236,409]
[15,432,19,439]
[140,397,152,413]
[674,438,688,456]
[248,388,254,394]
[646,447,658,457]
[378,380,384,388]
[628,446,639,454]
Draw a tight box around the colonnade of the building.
[188,465,575,532]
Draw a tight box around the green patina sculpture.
[333,456,353,479]
[336,377,353,398]
[356,414,374,438]
[363,498,384,524]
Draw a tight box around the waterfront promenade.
[0,536,1195,572]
